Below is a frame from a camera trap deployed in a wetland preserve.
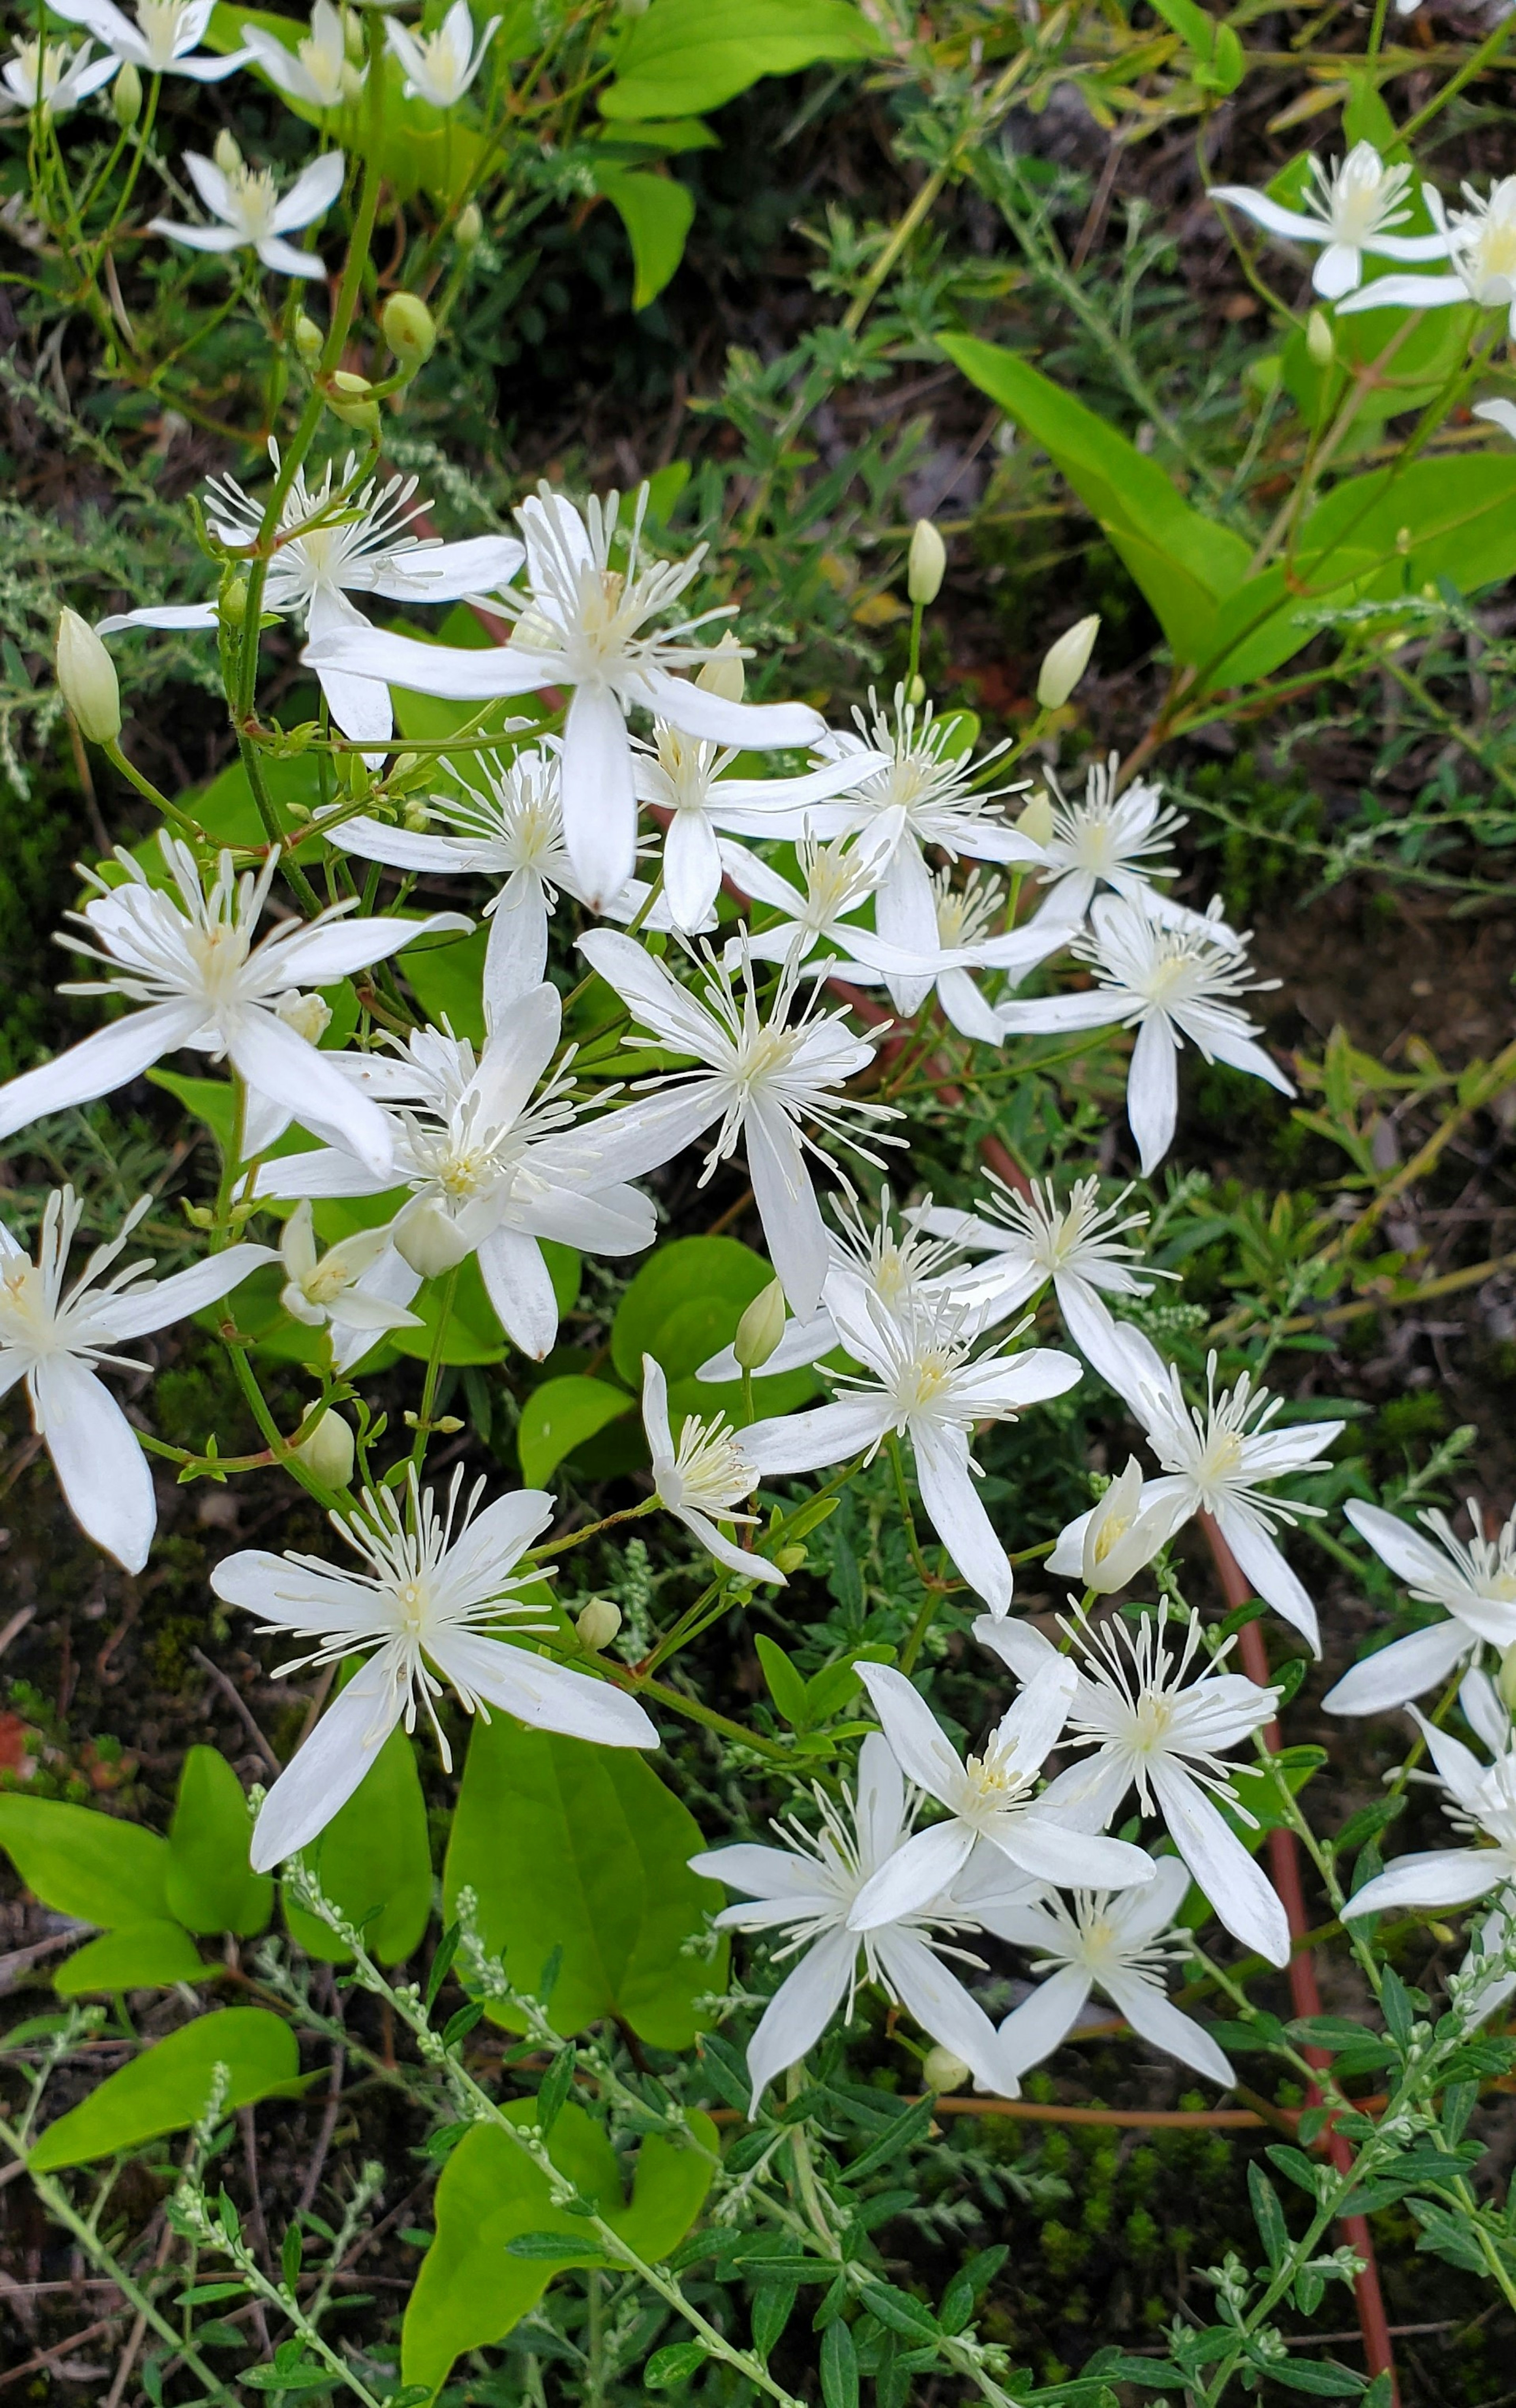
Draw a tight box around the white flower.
[1210,144,1450,301]
[991,1860,1234,2087]
[690,1732,1026,2105]
[837,866,1068,1041]
[303,486,827,909]
[575,932,895,1318]
[149,141,345,280]
[1339,176,1516,338]
[978,1605,1289,1966]
[744,1287,1081,1614]
[1053,1346,1343,1651]
[213,1470,657,1869]
[1323,1497,1516,1716]
[1070,1457,1179,1593]
[255,984,655,1364]
[278,1198,421,1340]
[847,1662,1154,1929]
[241,1,359,109]
[917,1174,1169,1393]
[640,1354,783,1585]
[1021,755,1239,949]
[0,836,466,1179]
[998,895,1293,1175]
[46,0,245,79]
[0,36,117,118]
[719,834,884,972]
[1344,1671,1516,1922]
[0,1189,272,1572]
[99,449,523,751]
[384,0,498,107]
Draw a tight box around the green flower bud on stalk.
[1018,787,1054,847]
[696,629,745,704]
[905,672,926,706]
[341,5,362,59]
[326,368,379,433]
[734,1277,786,1371]
[382,291,436,367]
[576,1597,622,1653]
[906,517,946,606]
[773,1544,807,1575]
[112,60,141,127]
[56,609,121,745]
[922,2045,971,2093]
[295,312,323,363]
[1306,307,1334,368]
[1036,613,1100,711]
[1499,1642,1516,1714]
[213,128,243,177]
[455,201,482,250]
[292,1408,355,1488]
[220,573,249,626]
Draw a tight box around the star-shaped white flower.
[47,0,246,78]
[1345,1669,1516,1923]
[384,0,498,106]
[1324,1497,1516,1717]
[101,448,523,751]
[0,836,466,1180]
[1210,143,1450,301]
[1339,174,1516,338]
[241,1,360,108]
[149,140,345,280]
[640,1354,783,1585]
[998,894,1293,1174]
[836,865,1068,1041]
[978,1605,1289,1966]
[1019,755,1240,951]
[212,1469,657,1869]
[0,1189,272,1572]
[719,834,884,973]
[0,36,117,118]
[304,486,827,908]
[847,1662,1154,1929]
[278,1198,421,1341]
[989,1859,1234,2087]
[690,1731,1027,2105]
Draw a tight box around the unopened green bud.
[56,608,121,745]
[696,628,745,704]
[213,128,243,177]
[773,1544,807,1575]
[1306,307,1334,368]
[295,312,323,363]
[576,1597,622,1653]
[1498,1643,1516,1715]
[220,573,249,626]
[382,291,436,367]
[341,4,362,58]
[1036,613,1100,711]
[293,1408,354,1488]
[922,2045,970,2093]
[905,672,926,706]
[326,368,379,433]
[734,1276,786,1371]
[1018,788,1054,848]
[112,60,142,127]
[907,517,946,607]
[402,795,432,832]
[455,201,482,250]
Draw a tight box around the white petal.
[1215,1507,1321,1655]
[250,1655,405,1869]
[439,1490,554,1600]
[1343,1499,1462,1595]
[484,889,550,1020]
[745,1101,829,1320]
[101,1242,276,1339]
[302,624,560,700]
[997,1965,1093,2075]
[1312,241,1362,300]
[874,1928,1019,2095]
[680,1504,783,1584]
[856,1731,906,1867]
[745,1925,856,2109]
[1151,1761,1290,1968]
[1321,1619,1472,1717]
[1343,1849,1501,1918]
[741,1394,891,1477]
[1338,273,1467,316]
[0,1003,202,1143]
[575,929,717,1057]
[1101,1965,1235,2087]
[911,1418,1010,1613]
[477,1226,558,1359]
[847,1820,976,1931]
[640,666,825,752]
[689,1843,835,1902]
[269,147,345,234]
[364,535,525,603]
[561,684,637,910]
[1126,1012,1179,1174]
[31,1357,156,1574]
[662,811,724,934]
[994,1814,1154,1891]
[988,1656,1078,1775]
[1208,186,1325,242]
[433,1632,657,1747]
[856,1664,966,1807]
[227,1012,394,1180]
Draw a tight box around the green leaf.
[755,1636,811,1729]
[0,1794,169,1925]
[517,1375,636,1487]
[1146,0,1244,91]
[820,2318,859,2408]
[388,1254,510,1367]
[282,1701,432,1966]
[646,2342,709,2387]
[600,0,884,121]
[443,1718,726,2044]
[595,167,696,309]
[29,2008,300,2171]
[610,1234,818,1424]
[1263,2362,1367,2397]
[400,2102,718,2395]
[939,335,1253,660]
[166,1748,273,1938]
[402,925,490,1046]
[54,1923,207,1997]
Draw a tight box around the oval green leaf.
[518,1375,635,1487]
[167,1747,274,1938]
[55,1923,208,1997]
[0,1795,169,1927]
[29,2008,300,2171]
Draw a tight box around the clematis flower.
[743,1286,1081,1614]
[1323,1497,1516,1717]
[100,449,523,752]
[917,1174,1170,1394]
[241,0,359,108]
[640,1355,783,1585]
[1340,176,1516,338]
[278,1199,421,1340]
[0,836,466,1180]
[149,139,345,280]
[1019,755,1239,949]
[836,866,1069,1039]
[575,932,896,1319]
[978,1605,1289,1966]
[384,0,498,107]
[690,1732,1028,2105]
[0,1189,272,1572]
[719,834,884,972]
[46,0,246,79]
[212,1472,657,1869]
[1210,144,1450,301]
[847,1662,1154,1929]
[991,1860,1234,2087]
[303,486,827,909]
[1344,1674,1516,1923]
[0,36,117,118]
[1050,1346,1344,1651]
[997,895,1293,1176]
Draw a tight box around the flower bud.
[402,795,432,832]
[905,672,926,706]
[696,629,745,705]
[1080,1457,1171,1595]
[392,1196,473,1279]
[734,1277,786,1371]
[382,291,436,367]
[1306,307,1334,368]
[340,58,363,101]
[1017,788,1054,848]
[576,1597,622,1653]
[295,312,324,363]
[220,573,249,627]
[341,5,362,59]
[274,988,332,1046]
[1498,1643,1516,1715]
[1036,614,1100,712]
[213,128,243,177]
[907,518,946,607]
[922,2045,970,2093]
[293,1408,354,1488]
[55,609,120,746]
[326,369,379,434]
[455,201,482,250]
[773,1544,807,1575]
[112,60,142,127]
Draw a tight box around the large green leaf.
[54,1923,208,1997]
[0,1796,169,1927]
[166,1748,274,1939]
[600,0,883,121]
[29,2009,301,2171]
[443,1720,725,2044]
[595,167,696,309]
[517,1375,636,1486]
[283,1712,432,1966]
[402,2102,718,2394]
[610,1234,818,1423]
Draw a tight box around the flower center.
[136,0,188,64]
[225,163,281,242]
[393,1578,429,1639]
[186,920,253,1004]
[0,1262,53,1351]
[669,1418,752,1516]
[962,1747,1032,1821]
[735,1025,801,1091]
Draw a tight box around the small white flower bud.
[341,6,362,59]
[274,989,332,1046]
[1306,308,1334,367]
[1017,788,1054,848]
[1498,1643,1516,1715]
[392,1196,473,1279]
[382,291,436,367]
[922,2045,971,2092]
[1080,1457,1171,1595]
[905,672,926,706]
[213,128,243,177]
[112,60,141,126]
[696,629,745,704]
[1036,614,1100,711]
[326,369,379,434]
[293,1408,355,1488]
[56,609,120,746]
[734,1277,786,1371]
[455,201,482,250]
[295,312,324,363]
[340,59,363,101]
[907,518,946,607]
[220,573,249,627]
[576,1597,622,1653]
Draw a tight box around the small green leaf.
[756,1636,812,1730]
[596,167,695,310]
[820,2318,859,2408]
[517,1375,635,1487]
[29,2009,300,2171]
[645,2341,708,2387]
[55,1923,207,1997]
[167,1748,273,1937]
[0,1794,169,1926]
